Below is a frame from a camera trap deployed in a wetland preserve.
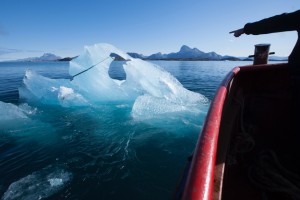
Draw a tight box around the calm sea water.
[0,60,257,200]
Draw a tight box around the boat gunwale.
[181,63,288,200]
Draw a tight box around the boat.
[177,63,300,200]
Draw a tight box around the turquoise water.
[0,60,253,200]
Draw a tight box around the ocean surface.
[0,60,276,200]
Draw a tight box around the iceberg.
[19,43,209,119]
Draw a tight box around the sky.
[0,0,299,61]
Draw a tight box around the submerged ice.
[0,101,27,120]
[18,43,209,119]
[2,166,72,200]
[0,101,36,120]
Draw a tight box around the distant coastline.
[2,45,288,62]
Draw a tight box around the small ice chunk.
[2,166,72,200]
[0,101,30,120]
[48,178,63,187]
[58,86,88,107]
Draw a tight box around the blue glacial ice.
[0,101,35,120]
[2,166,72,200]
[0,101,39,130]
[19,43,209,119]
[19,70,88,107]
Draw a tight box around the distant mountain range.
[16,53,62,62]
[11,45,288,62]
[128,45,240,61]
[128,45,288,61]
[14,53,77,62]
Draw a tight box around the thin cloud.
[0,47,43,55]
[0,47,21,55]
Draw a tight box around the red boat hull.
[181,63,299,200]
